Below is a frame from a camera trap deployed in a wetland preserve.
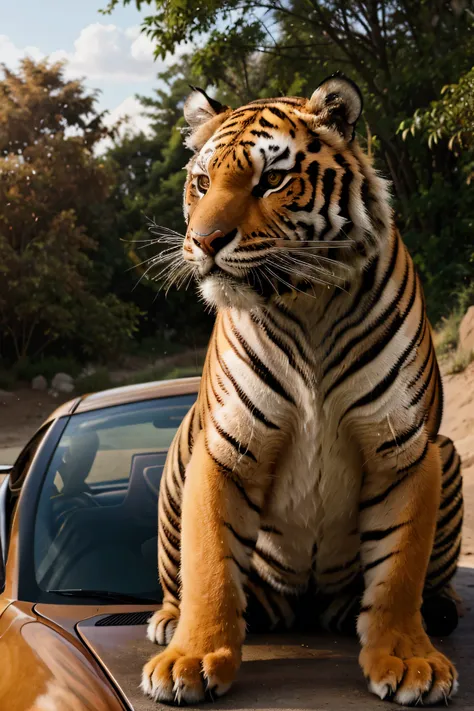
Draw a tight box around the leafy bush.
[0,368,15,391]
[75,368,113,395]
[447,349,474,375]
[12,357,82,384]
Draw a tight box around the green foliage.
[75,368,114,395]
[103,0,474,327]
[0,59,140,365]
[399,67,474,154]
[12,356,82,383]
[435,311,463,357]
[123,362,203,386]
[447,349,474,375]
[105,60,214,347]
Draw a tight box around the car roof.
[44,376,201,424]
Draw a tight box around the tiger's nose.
[191,228,237,256]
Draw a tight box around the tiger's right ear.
[183,86,231,151]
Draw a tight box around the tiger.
[141,74,463,706]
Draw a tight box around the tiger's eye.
[266,170,283,187]
[196,175,210,193]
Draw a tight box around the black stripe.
[210,412,256,462]
[339,296,424,416]
[227,315,296,404]
[270,145,290,164]
[187,406,195,452]
[250,312,311,386]
[215,340,279,429]
[432,516,463,560]
[364,550,399,572]
[209,375,224,406]
[255,546,299,575]
[177,442,186,483]
[442,458,461,491]
[288,160,319,213]
[323,568,358,589]
[160,560,180,595]
[440,477,463,511]
[442,446,456,479]
[360,521,410,543]
[408,351,436,407]
[250,129,272,139]
[242,147,253,167]
[273,301,307,335]
[320,256,378,343]
[323,248,410,382]
[437,493,463,531]
[224,555,250,576]
[264,309,313,369]
[360,441,429,510]
[224,521,257,549]
[426,542,461,588]
[205,439,262,514]
[433,514,463,551]
[266,105,297,127]
[159,531,180,568]
[259,116,277,129]
[376,419,426,453]
[162,480,181,528]
[407,327,432,388]
[260,524,283,535]
[320,552,360,575]
[161,516,180,548]
[318,168,337,239]
[323,236,398,352]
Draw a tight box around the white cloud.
[96,94,154,154]
[49,23,166,83]
[0,23,176,84]
[104,95,153,136]
[0,34,43,66]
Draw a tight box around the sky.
[0,0,178,137]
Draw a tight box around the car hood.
[35,568,474,711]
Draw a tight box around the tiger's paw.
[360,645,458,706]
[147,608,179,645]
[141,645,239,705]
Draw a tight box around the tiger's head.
[180,74,391,311]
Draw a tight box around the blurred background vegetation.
[1,0,473,388]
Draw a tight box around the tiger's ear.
[183,86,231,150]
[308,73,363,141]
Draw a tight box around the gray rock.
[459,306,474,355]
[0,389,15,402]
[51,372,74,392]
[53,381,75,394]
[31,375,48,391]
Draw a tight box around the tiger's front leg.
[142,433,263,705]
[358,438,458,705]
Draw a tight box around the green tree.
[105,0,474,321]
[0,59,140,363]
[105,61,215,347]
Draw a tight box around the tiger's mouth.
[198,266,264,310]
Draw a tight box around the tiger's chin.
[199,273,264,311]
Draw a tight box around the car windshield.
[33,394,196,602]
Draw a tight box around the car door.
[0,424,53,597]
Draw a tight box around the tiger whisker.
[270,252,348,284]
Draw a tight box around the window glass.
[33,395,195,601]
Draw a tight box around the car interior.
[33,397,196,599]
[36,450,165,596]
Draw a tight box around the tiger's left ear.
[184,86,231,150]
[308,73,363,141]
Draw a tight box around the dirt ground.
[1,363,474,558]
